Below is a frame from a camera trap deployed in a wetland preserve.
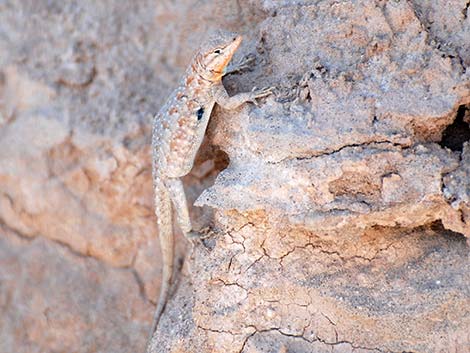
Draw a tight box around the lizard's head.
[194,31,242,82]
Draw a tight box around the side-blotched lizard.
[148,30,272,346]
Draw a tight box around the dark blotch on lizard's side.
[197,107,204,120]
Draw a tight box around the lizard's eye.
[213,49,222,55]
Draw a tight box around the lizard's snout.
[228,35,242,53]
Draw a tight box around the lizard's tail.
[147,180,174,351]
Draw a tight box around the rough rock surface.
[0,1,469,353]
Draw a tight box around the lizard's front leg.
[213,83,273,110]
[164,177,196,239]
[224,53,256,76]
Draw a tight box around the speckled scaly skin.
[148,31,272,347]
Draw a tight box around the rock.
[0,227,151,353]
[153,222,470,353]
[411,0,470,67]
[0,0,469,352]
[443,143,470,235]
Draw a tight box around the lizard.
[148,30,272,346]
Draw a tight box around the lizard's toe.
[250,86,275,103]
[185,230,202,240]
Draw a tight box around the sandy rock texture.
[0,0,469,353]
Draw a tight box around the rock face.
[0,1,469,353]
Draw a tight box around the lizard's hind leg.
[164,178,200,239]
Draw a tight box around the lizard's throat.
[193,59,223,83]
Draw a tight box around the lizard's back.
[152,73,215,179]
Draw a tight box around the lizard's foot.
[249,86,276,105]
[185,229,216,252]
[225,53,256,76]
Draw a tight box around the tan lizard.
[148,30,272,347]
